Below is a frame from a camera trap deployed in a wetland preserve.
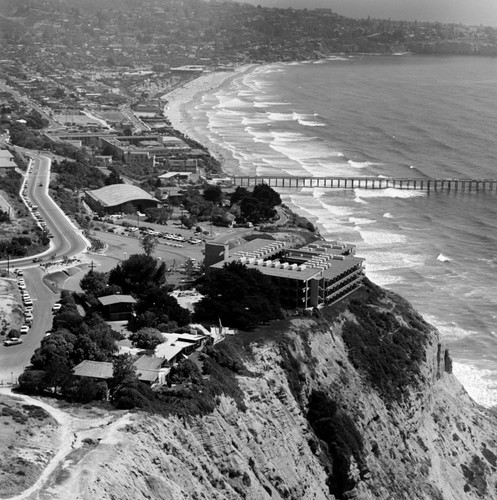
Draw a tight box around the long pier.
[231,176,497,191]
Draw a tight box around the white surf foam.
[349,217,376,225]
[347,160,375,168]
[268,112,294,121]
[253,101,288,108]
[452,362,497,408]
[298,119,326,127]
[354,188,426,199]
[422,315,475,340]
[383,212,394,218]
[437,253,451,262]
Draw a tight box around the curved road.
[0,155,88,270]
[0,154,89,385]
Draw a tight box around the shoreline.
[163,64,259,177]
[161,60,497,411]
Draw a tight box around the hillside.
[3,279,497,499]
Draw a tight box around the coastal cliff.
[16,280,497,500]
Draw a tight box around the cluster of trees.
[18,291,123,401]
[229,184,282,224]
[104,167,124,186]
[176,183,282,229]
[81,254,191,333]
[0,169,22,198]
[25,109,48,129]
[50,160,121,224]
[52,159,107,191]
[181,186,227,224]
[143,206,170,224]
[8,121,48,150]
[194,261,283,331]
[19,253,192,406]
[0,230,49,259]
[0,236,31,258]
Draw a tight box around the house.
[158,171,196,185]
[0,149,16,175]
[73,357,169,388]
[155,332,208,364]
[97,294,137,320]
[73,360,113,380]
[133,355,170,386]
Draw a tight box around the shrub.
[307,390,364,498]
[341,281,429,405]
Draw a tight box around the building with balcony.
[207,238,364,309]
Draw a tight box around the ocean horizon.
[167,54,497,409]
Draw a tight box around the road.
[0,155,88,384]
[0,155,88,270]
[0,267,58,385]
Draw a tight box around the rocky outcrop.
[33,280,497,499]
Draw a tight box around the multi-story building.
[206,238,364,309]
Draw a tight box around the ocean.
[179,54,497,408]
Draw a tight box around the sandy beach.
[162,65,258,176]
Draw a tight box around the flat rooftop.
[211,238,363,281]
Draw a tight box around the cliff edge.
[7,280,497,500]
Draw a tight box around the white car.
[52,303,62,312]
[4,338,23,346]
[18,283,26,290]
[24,299,33,307]
[20,325,29,335]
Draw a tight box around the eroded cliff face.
[42,281,497,500]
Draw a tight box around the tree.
[194,262,283,330]
[105,168,124,185]
[240,196,262,223]
[108,254,167,297]
[130,287,191,331]
[230,186,250,206]
[122,202,135,214]
[129,327,163,349]
[144,207,169,224]
[111,354,139,391]
[80,270,109,297]
[139,233,159,256]
[253,183,282,208]
[69,378,108,403]
[180,215,193,229]
[30,332,77,393]
[109,354,147,409]
[18,369,47,394]
[203,185,223,204]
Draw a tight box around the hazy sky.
[238,0,497,27]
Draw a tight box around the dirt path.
[0,389,129,500]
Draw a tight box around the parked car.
[52,303,62,312]
[23,299,33,307]
[18,283,26,290]
[4,338,23,346]
[20,325,29,334]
